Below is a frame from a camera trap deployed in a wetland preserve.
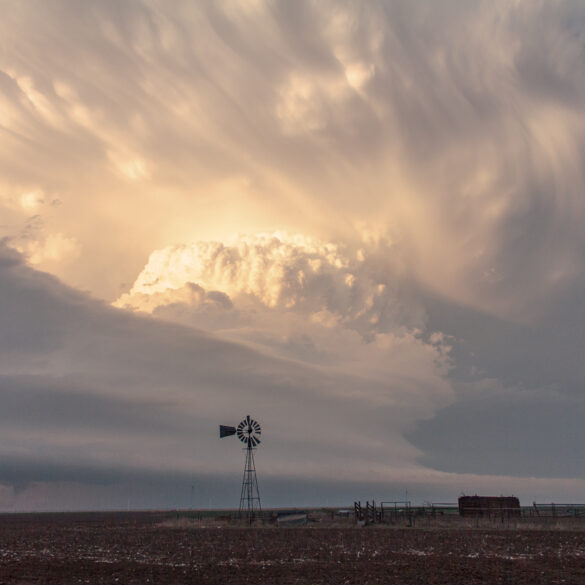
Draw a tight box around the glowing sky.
[2,0,585,510]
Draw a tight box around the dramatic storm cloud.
[0,242,456,509]
[1,0,585,509]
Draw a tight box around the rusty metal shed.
[458,495,521,518]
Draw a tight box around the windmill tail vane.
[219,425,236,438]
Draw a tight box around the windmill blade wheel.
[236,415,261,447]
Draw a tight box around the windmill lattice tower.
[219,415,262,522]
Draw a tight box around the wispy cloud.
[1,1,584,315]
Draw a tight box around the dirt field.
[1,511,585,584]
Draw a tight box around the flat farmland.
[1,512,585,584]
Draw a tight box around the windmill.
[219,415,262,523]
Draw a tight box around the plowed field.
[1,512,584,584]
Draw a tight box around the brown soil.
[1,512,584,584]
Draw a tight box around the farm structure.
[530,502,585,518]
[458,495,521,519]
[354,497,526,525]
[354,500,414,525]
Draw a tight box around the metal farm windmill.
[219,415,262,522]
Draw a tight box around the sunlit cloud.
[114,232,426,340]
[19,190,45,210]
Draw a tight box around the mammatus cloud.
[1,0,585,320]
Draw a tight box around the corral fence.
[354,501,463,526]
[355,500,415,526]
[529,503,585,518]
[353,500,585,526]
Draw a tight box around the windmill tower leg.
[239,443,262,524]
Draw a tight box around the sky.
[1,0,585,511]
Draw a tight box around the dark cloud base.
[408,397,585,479]
[406,287,585,479]
[0,455,448,512]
